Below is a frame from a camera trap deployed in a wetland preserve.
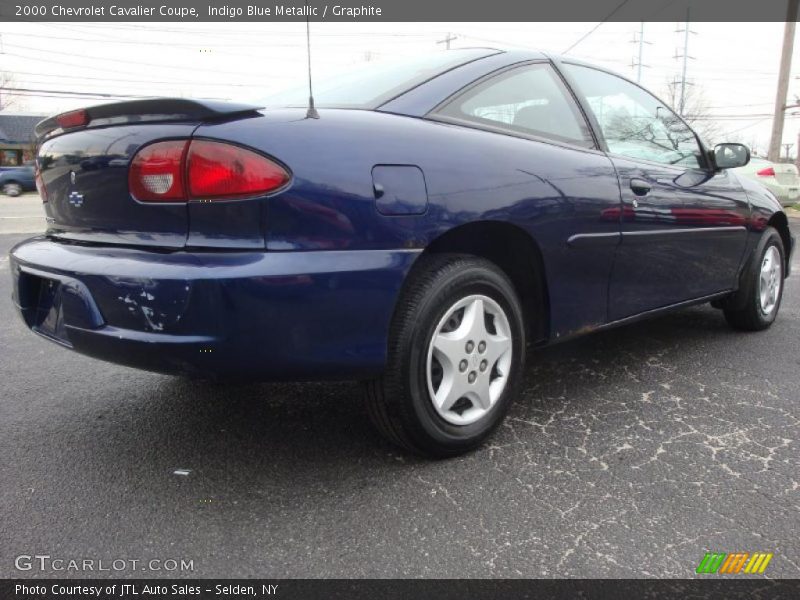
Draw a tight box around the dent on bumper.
[9,237,420,379]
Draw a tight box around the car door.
[561,63,750,321]
[429,61,623,338]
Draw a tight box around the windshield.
[259,49,497,109]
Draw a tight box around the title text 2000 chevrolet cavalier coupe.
[10,49,794,456]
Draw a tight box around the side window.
[563,64,704,168]
[435,64,594,147]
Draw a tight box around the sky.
[1,21,798,156]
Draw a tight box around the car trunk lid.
[36,99,262,248]
[771,163,799,186]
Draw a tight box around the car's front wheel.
[723,226,785,331]
[2,182,23,197]
[365,254,526,457]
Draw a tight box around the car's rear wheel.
[723,227,785,331]
[2,182,22,197]
[364,254,526,457]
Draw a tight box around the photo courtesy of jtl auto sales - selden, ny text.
[1,0,800,599]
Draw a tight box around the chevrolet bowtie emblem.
[68,191,84,207]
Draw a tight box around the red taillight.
[56,109,89,130]
[757,166,776,177]
[34,167,47,203]
[129,140,289,203]
[187,140,290,199]
[129,140,188,202]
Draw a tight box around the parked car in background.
[734,156,800,206]
[8,49,795,456]
[0,163,36,197]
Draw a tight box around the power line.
[0,90,229,101]
[455,34,535,50]
[4,42,297,75]
[1,86,153,99]
[687,114,800,120]
[436,33,458,50]
[0,91,145,100]
[562,0,634,54]
[2,49,334,90]
[705,102,774,109]
[724,117,771,135]
[5,30,430,50]
[2,50,237,84]
[6,70,257,88]
[4,41,365,78]
[43,22,440,38]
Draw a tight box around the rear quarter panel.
[195,109,622,338]
[734,171,792,268]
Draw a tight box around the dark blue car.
[9,49,794,456]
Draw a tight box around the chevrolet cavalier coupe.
[10,49,794,456]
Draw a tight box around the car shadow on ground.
[67,302,744,480]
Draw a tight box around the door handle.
[630,178,651,197]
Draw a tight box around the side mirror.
[714,143,750,170]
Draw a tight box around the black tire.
[364,254,526,458]
[723,227,785,331]
[2,182,22,197]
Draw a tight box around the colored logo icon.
[696,552,773,574]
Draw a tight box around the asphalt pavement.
[0,193,46,234]
[1,207,799,578]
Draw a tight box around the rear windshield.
[259,49,497,109]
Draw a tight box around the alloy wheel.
[759,245,782,315]
[426,294,513,426]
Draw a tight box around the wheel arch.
[402,220,550,345]
[768,212,792,275]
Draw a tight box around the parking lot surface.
[1,213,799,578]
[0,193,46,235]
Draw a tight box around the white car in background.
[734,156,800,207]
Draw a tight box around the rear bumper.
[9,237,419,379]
[776,189,800,207]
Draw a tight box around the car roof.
[378,48,551,116]
[378,47,689,132]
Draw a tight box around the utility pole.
[674,7,696,116]
[631,22,651,83]
[437,32,457,50]
[796,130,800,170]
[783,142,794,161]
[768,0,799,162]
[0,34,4,112]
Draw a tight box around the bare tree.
[660,79,721,146]
[600,104,702,166]
[0,71,23,112]
[725,131,762,157]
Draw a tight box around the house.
[0,114,46,166]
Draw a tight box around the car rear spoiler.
[35,98,263,140]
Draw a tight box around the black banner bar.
[3,579,800,600]
[0,0,798,23]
